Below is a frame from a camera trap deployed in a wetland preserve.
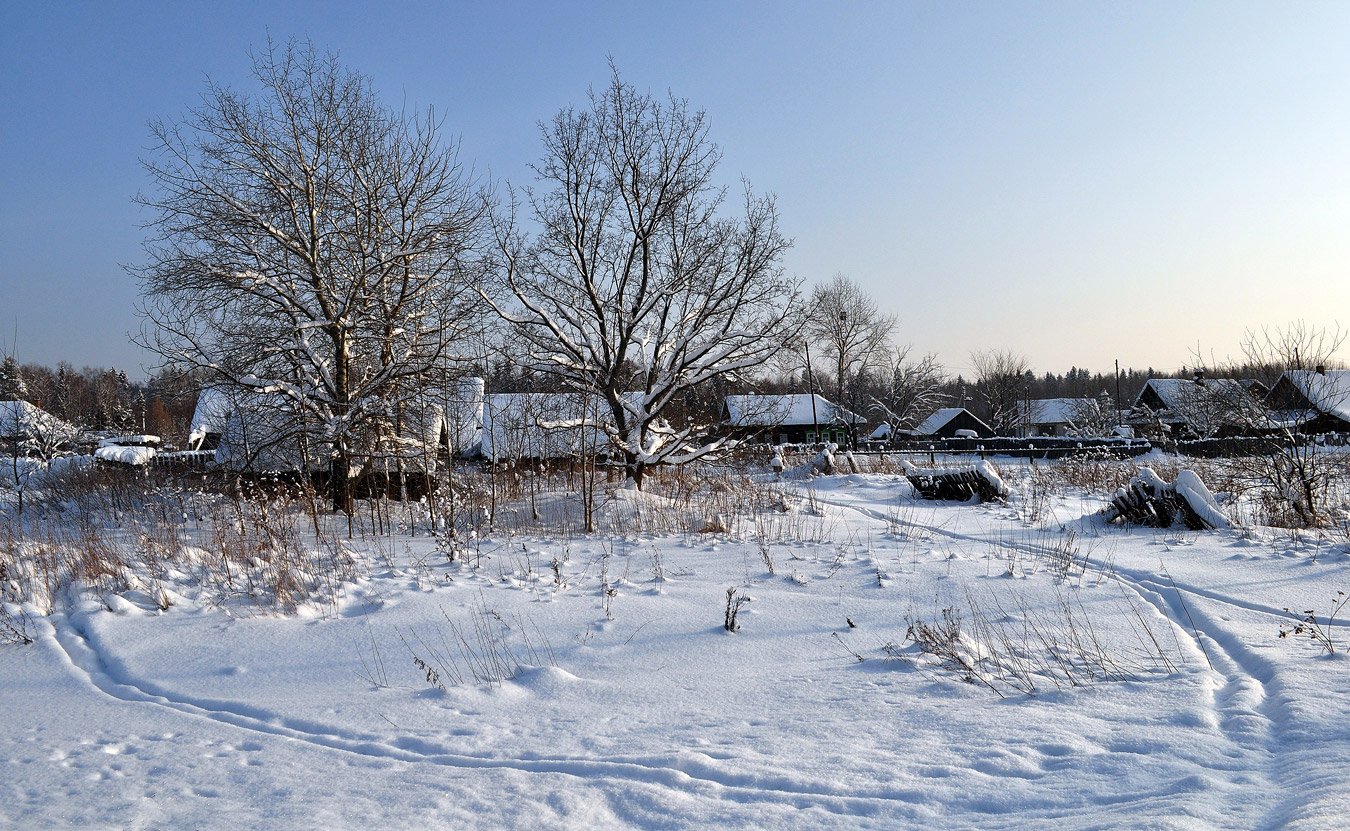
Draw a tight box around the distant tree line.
[1,360,200,440]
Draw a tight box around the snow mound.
[1174,469,1230,530]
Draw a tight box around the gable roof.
[1274,369,1350,424]
[1020,398,1098,426]
[188,387,235,448]
[1135,378,1248,412]
[911,407,991,436]
[480,392,622,460]
[722,394,859,428]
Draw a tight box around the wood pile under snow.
[902,460,1007,503]
[1103,466,1229,530]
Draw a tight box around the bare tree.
[801,273,894,440]
[1,399,76,515]
[1209,323,1348,526]
[970,349,1031,436]
[871,345,946,443]
[487,65,798,489]
[1065,393,1118,438]
[134,39,485,513]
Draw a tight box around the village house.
[721,393,861,446]
[903,407,994,440]
[1018,397,1106,437]
[186,379,486,474]
[1128,376,1255,439]
[1265,368,1350,433]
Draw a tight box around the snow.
[1175,469,1230,530]
[5,466,1350,828]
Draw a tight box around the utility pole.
[803,339,819,445]
[1115,359,1122,427]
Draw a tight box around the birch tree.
[135,40,485,513]
[488,66,798,489]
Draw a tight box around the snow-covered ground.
[4,466,1350,829]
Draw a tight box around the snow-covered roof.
[1136,378,1247,412]
[1020,398,1097,426]
[0,400,76,442]
[480,393,619,460]
[911,408,969,436]
[438,377,485,453]
[723,394,858,428]
[98,435,161,448]
[1278,369,1350,423]
[191,379,485,461]
[869,423,891,440]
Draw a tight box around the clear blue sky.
[3,1,1349,380]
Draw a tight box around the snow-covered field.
[4,464,1350,829]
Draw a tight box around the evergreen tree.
[52,364,72,418]
[0,356,27,401]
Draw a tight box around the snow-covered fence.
[864,436,1152,460]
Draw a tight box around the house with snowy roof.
[1129,377,1257,439]
[477,391,623,463]
[186,379,485,473]
[904,407,994,440]
[1265,369,1350,433]
[721,394,861,445]
[1018,396,1112,437]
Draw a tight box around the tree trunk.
[626,453,646,491]
[332,328,354,515]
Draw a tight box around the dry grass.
[1,467,357,616]
[900,583,1181,698]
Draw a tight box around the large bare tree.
[488,66,798,489]
[970,349,1031,436]
[135,40,485,513]
[802,273,895,429]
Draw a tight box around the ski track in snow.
[811,485,1297,827]
[49,601,932,821]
